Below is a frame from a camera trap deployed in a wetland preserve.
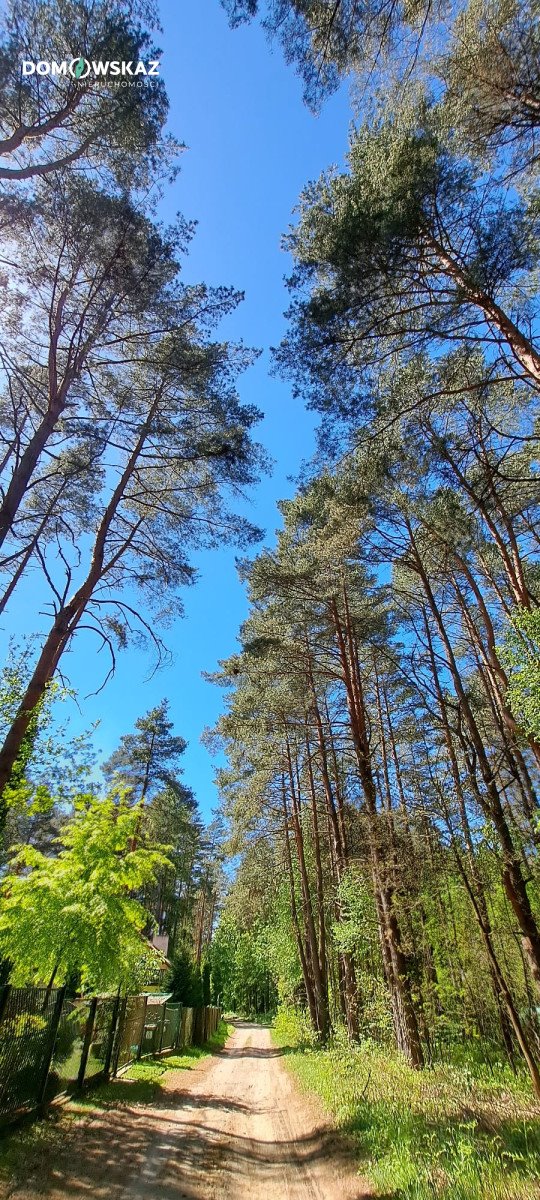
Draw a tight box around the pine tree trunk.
[285,739,330,1041]
[329,592,424,1067]
[281,778,319,1031]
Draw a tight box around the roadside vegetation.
[209,0,540,1163]
[273,1009,540,1200]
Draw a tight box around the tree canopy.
[0,0,178,187]
[0,792,172,991]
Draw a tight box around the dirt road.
[5,1020,372,1200]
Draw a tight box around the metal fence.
[0,986,221,1128]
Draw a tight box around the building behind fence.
[0,986,221,1127]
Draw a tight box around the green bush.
[1,1012,46,1039]
[52,1008,80,1063]
[273,1005,318,1049]
[167,950,195,1005]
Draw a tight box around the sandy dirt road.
[4,1020,373,1200]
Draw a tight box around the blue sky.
[3,1,352,821]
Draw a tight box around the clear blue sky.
[3,1,352,821]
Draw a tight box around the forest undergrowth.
[273,1009,540,1200]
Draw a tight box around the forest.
[212,0,540,1083]
[1,0,540,1198]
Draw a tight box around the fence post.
[112,996,127,1077]
[136,996,148,1061]
[37,986,66,1106]
[178,1004,184,1049]
[77,998,97,1090]
[157,1001,167,1055]
[175,1004,183,1050]
[103,992,121,1079]
[0,984,11,1031]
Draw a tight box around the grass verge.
[272,1009,540,1200]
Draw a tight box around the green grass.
[272,1009,540,1200]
